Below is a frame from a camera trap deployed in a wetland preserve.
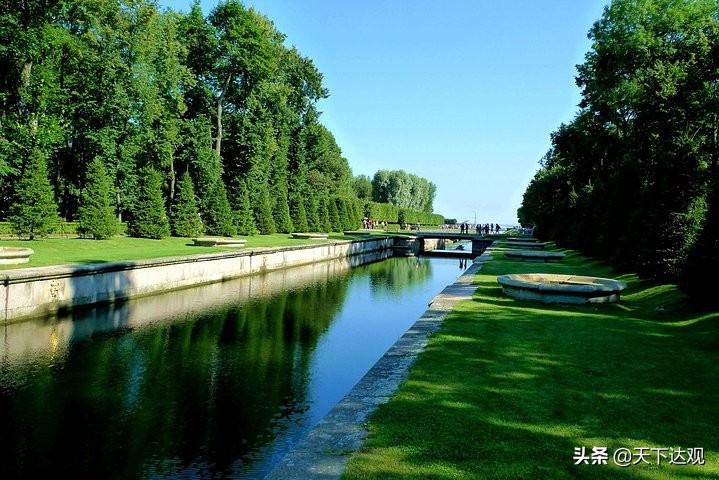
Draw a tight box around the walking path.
[264,252,494,479]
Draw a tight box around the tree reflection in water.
[0,255,464,479]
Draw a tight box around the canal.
[0,252,471,479]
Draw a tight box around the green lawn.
[0,232,380,270]
[342,242,719,479]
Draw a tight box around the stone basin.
[504,250,565,262]
[192,238,247,247]
[497,273,627,304]
[0,246,35,264]
[506,240,546,249]
[291,232,329,240]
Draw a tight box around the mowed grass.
[0,232,372,270]
[342,242,719,479]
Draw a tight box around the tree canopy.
[518,0,719,306]
[0,0,443,237]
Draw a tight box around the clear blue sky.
[163,0,611,225]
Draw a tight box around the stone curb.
[263,258,487,479]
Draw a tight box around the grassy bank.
[342,242,719,479]
[0,233,375,270]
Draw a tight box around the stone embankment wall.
[1,237,394,323]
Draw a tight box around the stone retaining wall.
[1,237,394,323]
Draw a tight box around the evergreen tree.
[289,192,308,232]
[126,167,170,239]
[678,184,719,307]
[204,179,237,236]
[317,193,331,233]
[336,197,352,230]
[304,190,320,232]
[348,199,361,229]
[252,182,276,234]
[170,171,203,237]
[8,149,60,239]
[398,209,407,228]
[272,185,293,234]
[77,157,119,239]
[231,178,258,236]
[328,194,341,232]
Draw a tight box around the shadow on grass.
[346,301,719,478]
[343,245,719,480]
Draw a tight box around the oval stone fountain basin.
[192,238,247,247]
[0,246,35,265]
[504,250,565,262]
[497,273,627,304]
[291,232,329,240]
[506,240,546,249]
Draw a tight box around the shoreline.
[264,249,494,479]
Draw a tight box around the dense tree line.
[369,170,436,213]
[517,0,719,306]
[0,0,441,239]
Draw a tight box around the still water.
[0,253,469,479]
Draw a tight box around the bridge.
[412,231,493,256]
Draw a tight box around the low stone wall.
[1,237,394,323]
[0,250,393,365]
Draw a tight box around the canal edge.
[263,251,493,480]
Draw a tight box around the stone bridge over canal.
[413,231,493,256]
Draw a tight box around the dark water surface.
[0,253,469,479]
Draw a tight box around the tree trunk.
[214,74,232,158]
[169,158,176,201]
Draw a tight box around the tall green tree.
[371,169,436,212]
[328,195,341,232]
[317,192,331,233]
[170,171,203,237]
[126,167,170,239]
[353,174,372,200]
[289,192,308,232]
[77,157,119,239]
[272,183,293,234]
[520,0,719,292]
[301,181,320,233]
[252,181,276,234]
[8,148,60,239]
[204,178,236,236]
[229,178,257,235]
[185,0,278,160]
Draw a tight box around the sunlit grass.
[342,240,719,479]
[0,232,379,270]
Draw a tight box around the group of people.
[457,222,502,235]
[362,218,387,229]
